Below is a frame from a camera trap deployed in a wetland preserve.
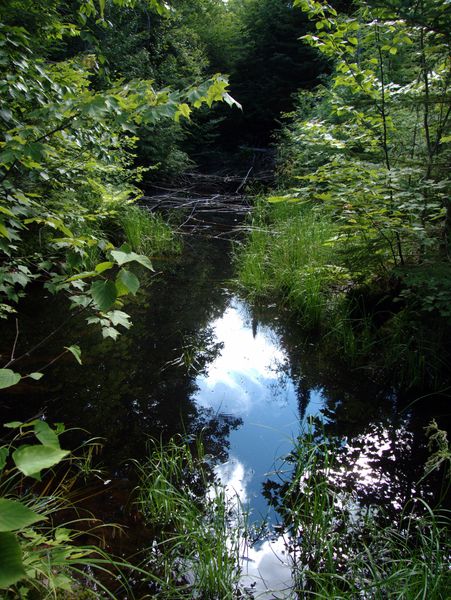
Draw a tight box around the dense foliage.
[237,0,451,387]
[0,0,239,376]
[0,0,241,593]
[1,0,450,596]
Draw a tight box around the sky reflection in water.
[191,298,424,598]
[193,297,325,518]
[193,298,320,598]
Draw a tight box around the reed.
[136,435,246,599]
[118,204,181,256]
[235,202,348,328]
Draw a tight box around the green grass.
[235,200,451,387]
[235,202,350,328]
[134,429,450,599]
[136,436,246,599]
[118,205,181,256]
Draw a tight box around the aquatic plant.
[235,202,343,328]
[136,435,247,599]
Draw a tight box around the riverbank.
[234,200,451,393]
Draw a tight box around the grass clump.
[235,200,451,388]
[235,202,346,328]
[264,425,451,599]
[117,205,182,256]
[136,435,246,599]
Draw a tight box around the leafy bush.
[0,420,130,598]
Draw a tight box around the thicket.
[0,0,240,372]
[0,1,238,591]
[236,0,451,388]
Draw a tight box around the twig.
[4,303,92,368]
[10,318,19,364]
[36,349,70,373]
[235,167,253,193]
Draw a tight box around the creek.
[0,193,448,595]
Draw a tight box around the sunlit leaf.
[0,499,46,532]
[28,372,43,381]
[65,345,82,365]
[116,269,140,295]
[33,421,61,449]
[111,250,153,271]
[12,445,70,479]
[0,369,21,390]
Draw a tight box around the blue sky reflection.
[193,298,326,518]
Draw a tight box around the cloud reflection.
[194,300,292,416]
[212,455,294,599]
[193,297,326,519]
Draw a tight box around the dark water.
[0,211,449,592]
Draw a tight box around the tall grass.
[136,436,247,599]
[235,200,451,386]
[118,205,181,256]
[235,202,353,331]
[267,427,451,599]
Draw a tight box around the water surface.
[0,211,447,594]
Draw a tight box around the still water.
[0,214,447,595]
[193,297,325,520]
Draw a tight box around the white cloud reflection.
[196,299,328,597]
[194,297,326,519]
[194,300,291,416]
[210,455,293,599]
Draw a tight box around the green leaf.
[0,532,26,588]
[90,280,117,311]
[53,572,73,591]
[65,271,98,282]
[111,250,153,271]
[223,92,242,111]
[95,261,114,274]
[33,421,60,449]
[108,310,131,329]
[0,206,14,217]
[12,445,70,479]
[28,372,43,381]
[175,103,191,122]
[0,223,10,239]
[64,345,82,365]
[101,326,119,340]
[0,369,21,390]
[116,269,140,295]
[0,499,46,532]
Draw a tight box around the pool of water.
[0,213,448,594]
[192,297,326,520]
